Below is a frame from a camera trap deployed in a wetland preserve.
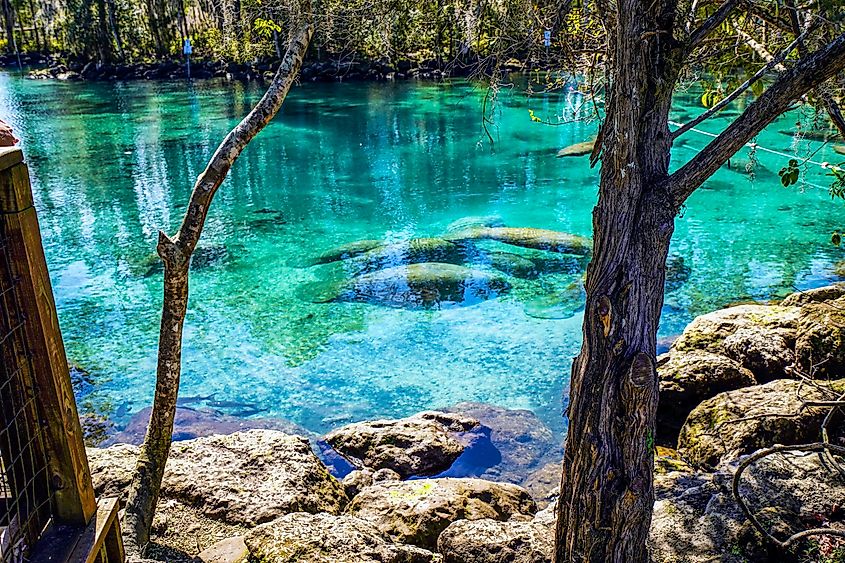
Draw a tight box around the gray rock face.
[521,463,560,509]
[348,478,537,549]
[444,402,562,485]
[657,351,756,440]
[722,326,795,381]
[324,411,482,479]
[650,449,845,563]
[88,430,348,526]
[678,379,845,467]
[437,518,553,563]
[795,296,845,379]
[245,512,442,563]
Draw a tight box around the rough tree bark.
[554,7,845,560]
[121,19,314,558]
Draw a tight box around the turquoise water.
[1,73,843,435]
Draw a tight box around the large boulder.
[437,517,553,563]
[722,326,795,381]
[347,478,537,549]
[781,284,845,307]
[650,449,845,563]
[444,402,562,485]
[87,430,348,526]
[324,411,482,479]
[657,351,756,440]
[245,512,442,563]
[671,304,800,355]
[794,296,845,379]
[678,379,845,467]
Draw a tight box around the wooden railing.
[0,146,124,563]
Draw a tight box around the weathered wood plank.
[0,159,96,525]
[67,497,122,563]
[0,147,22,173]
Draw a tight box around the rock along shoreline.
[1,52,529,83]
[86,283,845,562]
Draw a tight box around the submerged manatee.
[349,238,467,275]
[447,227,592,256]
[309,239,385,265]
[329,263,511,308]
[523,282,586,320]
[556,140,595,158]
[445,215,506,233]
[474,250,539,279]
[834,145,845,155]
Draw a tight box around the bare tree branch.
[121,18,314,558]
[666,31,845,206]
[688,0,742,47]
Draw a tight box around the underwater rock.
[656,351,756,440]
[80,412,114,447]
[309,239,385,265]
[677,378,845,467]
[521,462,560,509]
[834,144,845,155]
[445,403,562,486]
[664,255,691,293]
[835,260,845,277]
[522,283,585,320]
[105,406,309,445]
[245,512,442,563]
[437,516,553,563]
[556,140,594,158]
[324,411,482,479]
[348,478,537,549]
[446,227,592,256]
[88,430,348,526]
[446,215,506,232]
[349,238,468,275]
[321,263,511,308]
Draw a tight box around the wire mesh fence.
[0,211,54,563]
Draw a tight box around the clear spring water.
[1,72,843,436]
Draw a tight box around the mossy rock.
[446,227,592,256]
[678,378,845,467]
[671,304,800,354]
[795,296,845,379]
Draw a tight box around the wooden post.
[0,147,97,526]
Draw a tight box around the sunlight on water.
[1,73,843,435]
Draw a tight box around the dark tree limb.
[121,19,314,558]
[672,27,814,140]
[667,31,845,206]
[688,0,742,47]
[733,443,845,550]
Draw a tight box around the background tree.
[121,4,313,556]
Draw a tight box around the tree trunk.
[554,0,682,560]
[121,19,313,558]
[96,0,113,64]
[2,0,15,54]
[106,0,125,61]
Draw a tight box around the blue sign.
[183,38,193,55]
[544,30,551,47]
